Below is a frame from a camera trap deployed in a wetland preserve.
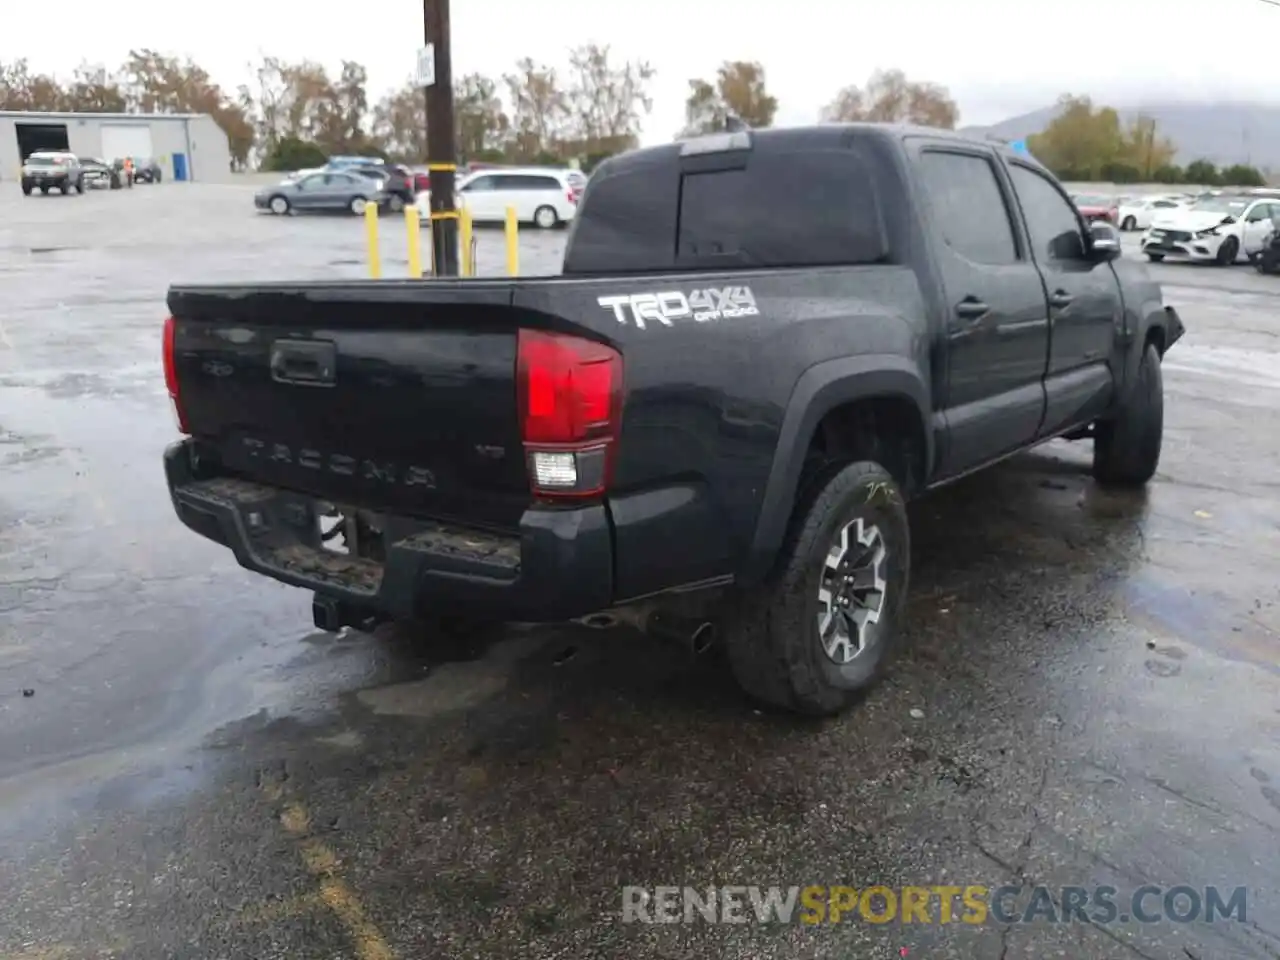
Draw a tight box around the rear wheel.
[40,186,50,195]
[1093,343,1163,487]
[533,205,559,229]
[388,193,405,213]
[1146,253,1164,262]
[1122,216,1136,231]
[59,181,72,195]
[725,460,910,716]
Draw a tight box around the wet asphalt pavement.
[1,183,1278,960]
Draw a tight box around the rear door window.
[917,151,1019,265]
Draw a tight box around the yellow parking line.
[259,786,396,960]
[227,891,325,926]
[1,947,71,960]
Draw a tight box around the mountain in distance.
[962,101,1280,171]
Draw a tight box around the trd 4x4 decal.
[597,286,759,329]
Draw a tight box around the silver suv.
[21,152,84,196]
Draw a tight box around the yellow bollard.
[459,207,474,277]
[504,206,519,276]
[404,204,422,278]
[364,202,382,279]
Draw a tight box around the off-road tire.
[725,460,910,716]
[1093,343,1163,487]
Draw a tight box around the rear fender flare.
[740,354,933,584]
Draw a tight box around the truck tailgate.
[168,280,556,530]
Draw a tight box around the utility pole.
[423,0,459,276]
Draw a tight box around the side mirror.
[1089,221,1121,260]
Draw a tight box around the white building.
[0,110,233,183]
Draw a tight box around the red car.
[1072,193,1118,224]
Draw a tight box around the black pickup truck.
[163,124,1184,715]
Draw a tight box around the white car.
[417,167,578,229]
[1141,195,1280,265]
[1116,196,1186,232]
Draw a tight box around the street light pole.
[423,0,459,276]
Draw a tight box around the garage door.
[100,124,155,163]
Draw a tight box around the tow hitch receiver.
[312,594,386,632]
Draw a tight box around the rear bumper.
[164,439,613,623]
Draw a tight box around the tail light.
[567,188,578,205]
[163,315,189,434]
[517,329,622,499]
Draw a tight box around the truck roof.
[606,122,1031,174]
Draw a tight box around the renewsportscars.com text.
[621,884,1248,926]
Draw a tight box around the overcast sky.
[6,0,1278,144]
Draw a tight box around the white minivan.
[418,167,578,229]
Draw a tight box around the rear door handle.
[1049,290,1073,309]
[271,339,337,387]
[955,297,989,320]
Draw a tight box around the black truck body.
[163,123,1184,714]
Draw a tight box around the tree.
[319,61,375,154]
[0,59,67,111]
[1152,164,1184,184]
[821,69,958,129]
[64,63,127,112]
[372,80,428,162]
[504,58,569,159]
[1026,95,1125,180]
[1220,163,1265,187]
[1026,95,1180,181]
[454,73,509,162]
[1184,159,1219,185]
[680,60,777,136]
[1119,115,1176,179]
[563,43,653,155]
[121,49,254,167]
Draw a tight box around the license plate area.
[315,500,387,562]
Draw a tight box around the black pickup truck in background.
[163,124,1184,716]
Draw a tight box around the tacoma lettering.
[241,437,436,489]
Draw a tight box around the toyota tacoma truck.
[162,124,1185,716]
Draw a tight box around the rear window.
[676,149,887,267]
[564,141,888,274]
[27,156,63,166]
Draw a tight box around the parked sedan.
[1071,193,1119,224]
[254,171,387,216]
[1116,195,1185,231]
